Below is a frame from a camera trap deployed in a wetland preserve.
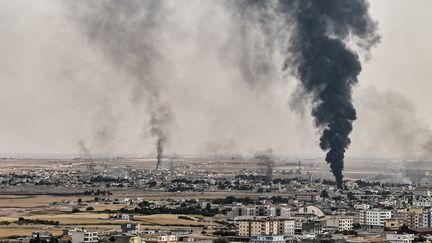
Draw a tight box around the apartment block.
[359,209,392,226]
[237,217,295,237]
[232,205,290,218]
[394,208,422,228]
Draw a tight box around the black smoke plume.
[151,104,172,170]
[278,0,380,188]
[237,0,379,188]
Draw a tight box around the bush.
[213,231,236,236]
[15,217,58,225]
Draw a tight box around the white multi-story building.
[250,235,285,243]
[359,209,392,226]
[386,233,414,243]
[354,203,370,211]
[323,217,353,231]
[338,218,354,231]
[278,219,295,236]
[414,188,431,197]
[237,217,295,237]
[413,196,432,207]
[141,234,177,243]
[69,228,99,243]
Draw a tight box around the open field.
[0,213,212,239]
[25,213,125,225]
[0,195,93,209]
[0,226,63,238]
[0,213,213,227]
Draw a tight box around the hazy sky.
[0,0,431,160]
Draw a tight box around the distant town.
[0,158,431,243]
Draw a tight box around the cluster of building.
[221,187,432,242]
[4,159,432,242]
[25,225,207,243]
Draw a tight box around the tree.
[86,206,95,211]
[139,200,151,208]
[147,180,157,188]
[72,208,80,213]
[205,203,212,211]
[321,189,329,198]
[257,188,264,193]
[347,192,358,200]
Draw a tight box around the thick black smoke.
[236,0,379,188]
[280,0,380,188]
[151,104,172,170]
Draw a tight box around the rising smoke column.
[151,104,172,170]
[255,154,275,182]
[70,1,172,169]
[279,0,380,188]
[255,151,275,183]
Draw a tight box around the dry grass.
[133,214,209,226]
[0,226,63,238]
[0,213,212,227]
[0,213,127,225]
[26,213,127,225]
[0,195,92,208]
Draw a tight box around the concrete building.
[324,217,354,231]
[121,223,140,233]
[412,196,432,207]
[386,233,414,243]
[414,188,431,197]
[31,232,52,242]
[295,192,320,202]
[359,208,392,226]
[231,205,290,218]
[250,235,285,243]
[421,208,432,228]
[237,217,295,237]
[394,208,422,228]
[296,206,325,218]
[385,219,401,231]
[141,234,177,243]
[69,228,99,243]
[354,203,370,211]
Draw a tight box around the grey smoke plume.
[278,0,380,188]
[70,1,172,167]
[354,87,432,160]
[254,149,275,182]
[77,140,91,158]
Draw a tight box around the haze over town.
[1,0,432,162]
[1,1,432,243]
